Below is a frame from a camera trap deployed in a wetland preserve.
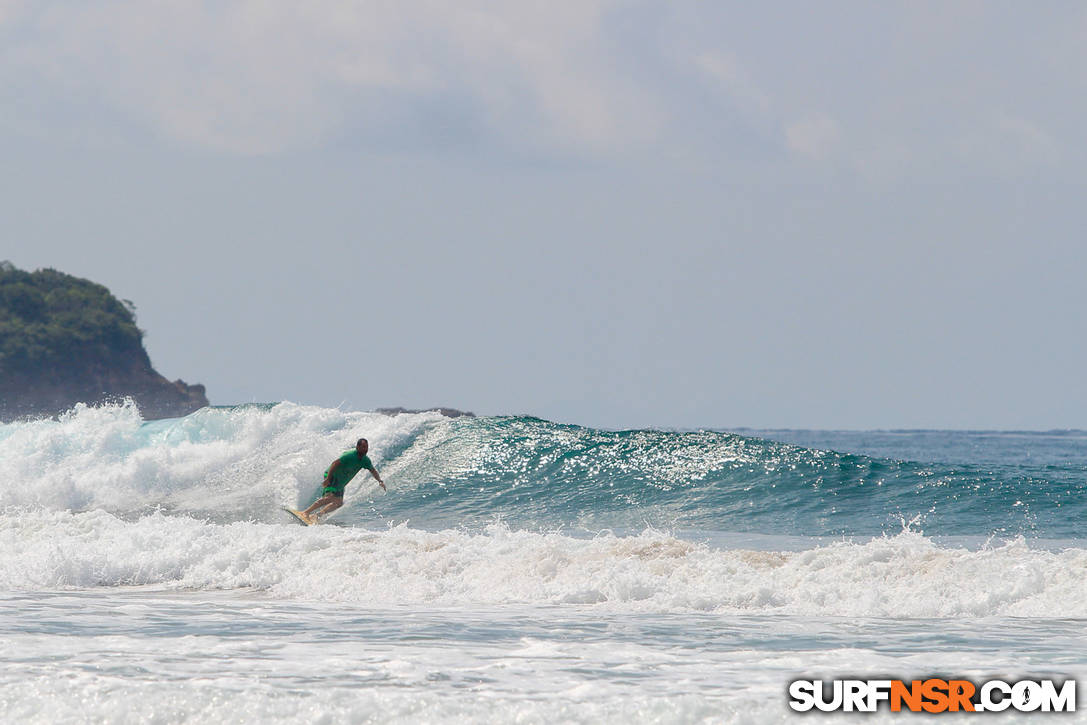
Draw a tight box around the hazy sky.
[3,2,1086,429]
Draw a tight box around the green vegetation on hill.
[0,261,208,421]
[0,261,149,378]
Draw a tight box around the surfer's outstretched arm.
[369,467,386,491]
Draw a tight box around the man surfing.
[298,438,385,524]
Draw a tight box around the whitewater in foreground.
[2,402,1086,722]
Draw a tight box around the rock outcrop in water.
[375,407,475,418]
[0,262,209,421]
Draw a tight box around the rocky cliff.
[0,262,209,421]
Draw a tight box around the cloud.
[2,0,661,155]
[696,50,771,118]
[784,114,840,160]
[1,1,1084,180]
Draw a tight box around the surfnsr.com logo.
[788,678,1076,713]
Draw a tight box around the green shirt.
[325,450,374,486]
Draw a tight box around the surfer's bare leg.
[302,494,337,517]
[316,497,344,518]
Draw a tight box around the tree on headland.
[0,262,148,378]
[0,261,207,420]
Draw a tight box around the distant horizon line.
[202,401,1087,435]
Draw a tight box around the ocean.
[2,402,1086,722]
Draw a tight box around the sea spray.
[2,401,1085,537]
[4,404,1087,724]
[3,509,1087,617]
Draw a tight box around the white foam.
[0,401,442,516]
[4,509,1087,617]
[0,672,776,725]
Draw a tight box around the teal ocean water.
[2,402,1086,722]
[378,418,1087,539]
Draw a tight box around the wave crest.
[3,510,1083,617]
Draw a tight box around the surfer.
[300,438,385,523]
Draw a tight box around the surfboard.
[282,507,314,526]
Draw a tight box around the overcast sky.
[3,2,1086,429]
